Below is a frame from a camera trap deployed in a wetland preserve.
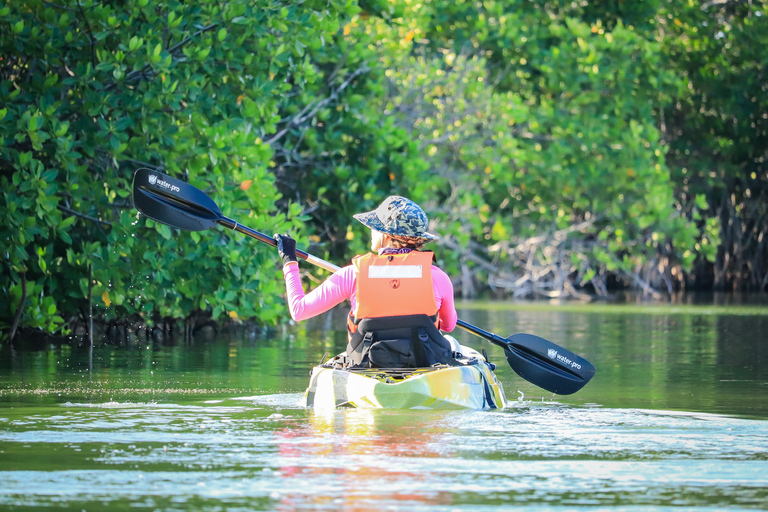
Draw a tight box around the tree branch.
[8,271,27,344]
[104,23,219,92]
[58,204,113,227]
[264,66,370,146]
[76,0,96,68]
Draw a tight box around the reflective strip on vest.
[368,265,422,279]
[348,251,438,331]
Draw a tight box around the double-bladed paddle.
[132,168,596,395]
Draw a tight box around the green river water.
[1,301,767,511]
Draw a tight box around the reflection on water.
[275,408,455,510]
[1,304,768,510]
[1,400,767,511]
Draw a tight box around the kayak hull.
[300,362,507,410]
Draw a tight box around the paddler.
[274,196,464,368]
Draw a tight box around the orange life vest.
[347,251,438,333]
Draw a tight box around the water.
[1,303,767,511]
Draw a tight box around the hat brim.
[353,211,439,241]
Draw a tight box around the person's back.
[346,248,457,367]
[275,196,461,367]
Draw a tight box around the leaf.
[115,117,132,131]
[129,36,142,51]
[157,223,172,240]
[60,215,77,229]
[28,115,41,132]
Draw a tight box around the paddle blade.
[132,168,222,231]
[504,333,595,395]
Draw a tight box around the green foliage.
[367,1,708,294]
[267,3,427,261]
[0,0,357,338]
[2,0,764,339]
[660,0,768,289]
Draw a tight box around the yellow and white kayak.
[300,351,507,410]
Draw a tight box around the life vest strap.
[358,331,375,365]
[348,311,438,332]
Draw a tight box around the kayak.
[300,350,507,410]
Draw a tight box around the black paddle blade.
[504,333,596,395]
[132,168,223,231]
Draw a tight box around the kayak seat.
[347,314,462,369]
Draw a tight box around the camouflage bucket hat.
[353,196,439,242]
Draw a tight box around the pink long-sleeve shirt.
[281,256,457,332]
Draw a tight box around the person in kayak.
[274,196,463,368]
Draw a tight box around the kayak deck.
[300,358,507,410]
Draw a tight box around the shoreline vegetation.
[2,1,767,345]
[8,298,768,352]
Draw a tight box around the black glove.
[274,233,297,266]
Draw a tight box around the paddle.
[131,168,338,273]
[132,168,596,395]
[455,319,595,395]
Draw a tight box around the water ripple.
[1,398,767,510]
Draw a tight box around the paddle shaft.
[455,319,509,349]
[217,217,341,274]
